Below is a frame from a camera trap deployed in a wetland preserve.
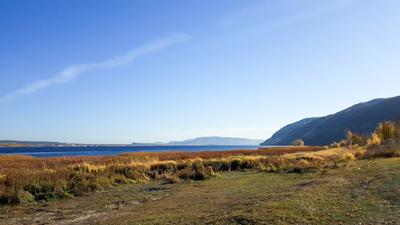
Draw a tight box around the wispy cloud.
[0,33,191,102]
[221,0,362,30]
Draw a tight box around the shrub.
[230,159,242,171]
[175,161,213,180]
[353,149,366,160]
[150,162,176,174]
[240,158,261,170]
[367,132,382,146]
[110,164,148,181]
[175,162,189,171]
[24,182,69,201]
[204,160,230,171]
[291,139,305,146]
[376,122,397,141]
[191,161,210,180]
[67,174,103,196]
[364,147,400,159]
[176,167,195,180]
[330,142,341,148]
[365,138,400,159]
[0,191,21,205]
[351,134,368,146]
[346,130,354,146]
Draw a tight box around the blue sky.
[1,0,400,144]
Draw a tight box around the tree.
[291,139,305,146]
[376,122,397,141]
[351,133,367,146]
[367,132,382,145]
[346,130,353,146]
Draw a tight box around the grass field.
[1,157,399,225]
[1,146,331,205]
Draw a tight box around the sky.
[1,0,400,144]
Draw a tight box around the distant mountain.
[166,137,263,146]
[0,140,126,147]
[131,142,165,146]
[0,140,65,147]
[262,96,400,146]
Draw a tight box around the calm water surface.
[0,145,259,158]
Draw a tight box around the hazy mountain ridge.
[0,140,66,147]
[262,96,400,146]
[0,141,131,147]
[166,136,263,146]
[0,140,62,144]
[1,136,263,147]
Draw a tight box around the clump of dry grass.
[363,141,400,159]
[0,146,395,205]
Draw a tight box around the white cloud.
[221,0,363,30]
[0,32,191,102]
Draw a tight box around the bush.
[376,122,397,141]
[110,164,148,181]
[67,174,103,196]
[0,192,21,205]
[204,160,230,171]
[351,134,368,146]
[176,161,213,180]
[367,132,382,146]
[191,161,210,180]
[24,182,69,201]
[291,139,305,146]
[240,158,261,170]
[364,147,400,159]
[330,142,341,148]
[365,138,400,158]
[150,163,176,174]
[230,159,242,171]
[176,167,195,180]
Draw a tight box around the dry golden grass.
[290,147,365,159]
[0,146,387,205]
